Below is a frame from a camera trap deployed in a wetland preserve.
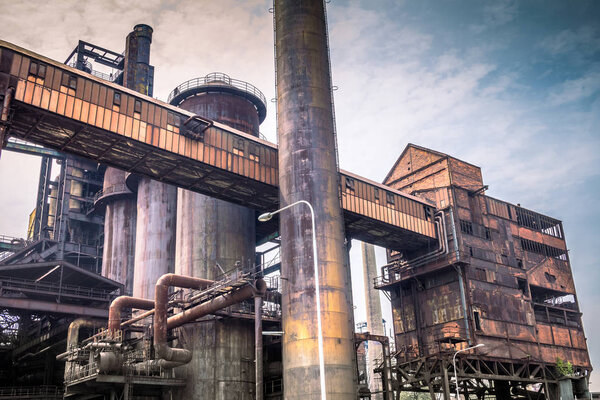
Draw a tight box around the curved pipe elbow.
[154,342,192,364]
[155,273,213,290]
[108,295,154,333]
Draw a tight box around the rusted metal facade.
[170,74,266,399]
[274,0,358,397]
[376,144,591,399]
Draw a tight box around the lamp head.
[474,343,485,348]
[258,212,273,222]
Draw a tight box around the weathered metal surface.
[0,40,438,253]
[123,24,153,97]
[132,177,177,300]
[101,25,151,297]
[275,0,357,397]
[0,297,109,317]
[361,242,384,399]
[169,79,263,135]
[101,167,136,295]
[172,78,262,399]
[379,144,591,398]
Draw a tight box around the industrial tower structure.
[0,1,592,399]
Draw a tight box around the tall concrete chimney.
[275,0,357,397]
[362,242,385,399]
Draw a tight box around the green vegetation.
[556,357,574,376]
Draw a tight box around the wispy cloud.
[548,68,600,106]
[540,26,600,57]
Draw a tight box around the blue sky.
[0,0,598,390]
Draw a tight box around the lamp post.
[453,343,484,399]
[258,200,326,400]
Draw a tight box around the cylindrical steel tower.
[100,168,136,294]
[275,0,358,397]
[101,24,154,294]
[170,73,267,399]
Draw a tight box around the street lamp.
[258,200,327,400]
[453,343,484,399]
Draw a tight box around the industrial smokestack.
[275,0,358,397]
[101,24,154,295]
[361,242,385,399]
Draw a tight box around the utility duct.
[153,274,213,364]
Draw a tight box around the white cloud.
[540,26,600,57]
[548,68,600,106]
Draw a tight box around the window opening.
[232,139,244,156]
[249,145,260,162]
[386,192,395,207]
[460,220,473,235]
[345,177,355,193]
[473,311,482,331]
[517,278,529,297]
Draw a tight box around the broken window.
[232,139,244,156]
[473,311,482,331]
[249,144,260,162]
[166,111,179,132]
[424,206,434,221]
[520,238,567,260]
[345,177,355,193]
[544,271,557,283]
[386,192,395,207]
[60,73,77,95]
[517,278,529,297]
[516,206,563,239]
[133,99,142,119]
[27,61,46,84]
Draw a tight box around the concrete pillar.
[101,168,136,295]
[132,178,177,299]
[275,0,358,397]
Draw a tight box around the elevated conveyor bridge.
[0,40,438,255]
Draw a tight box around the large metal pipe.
[59,318,104,378]
[275,0,358,397]
[154,274,215,364]
[108,295,154,333]
[150,278,266,370]
[166,278,267,329]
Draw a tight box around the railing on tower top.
[167,72,267,106]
